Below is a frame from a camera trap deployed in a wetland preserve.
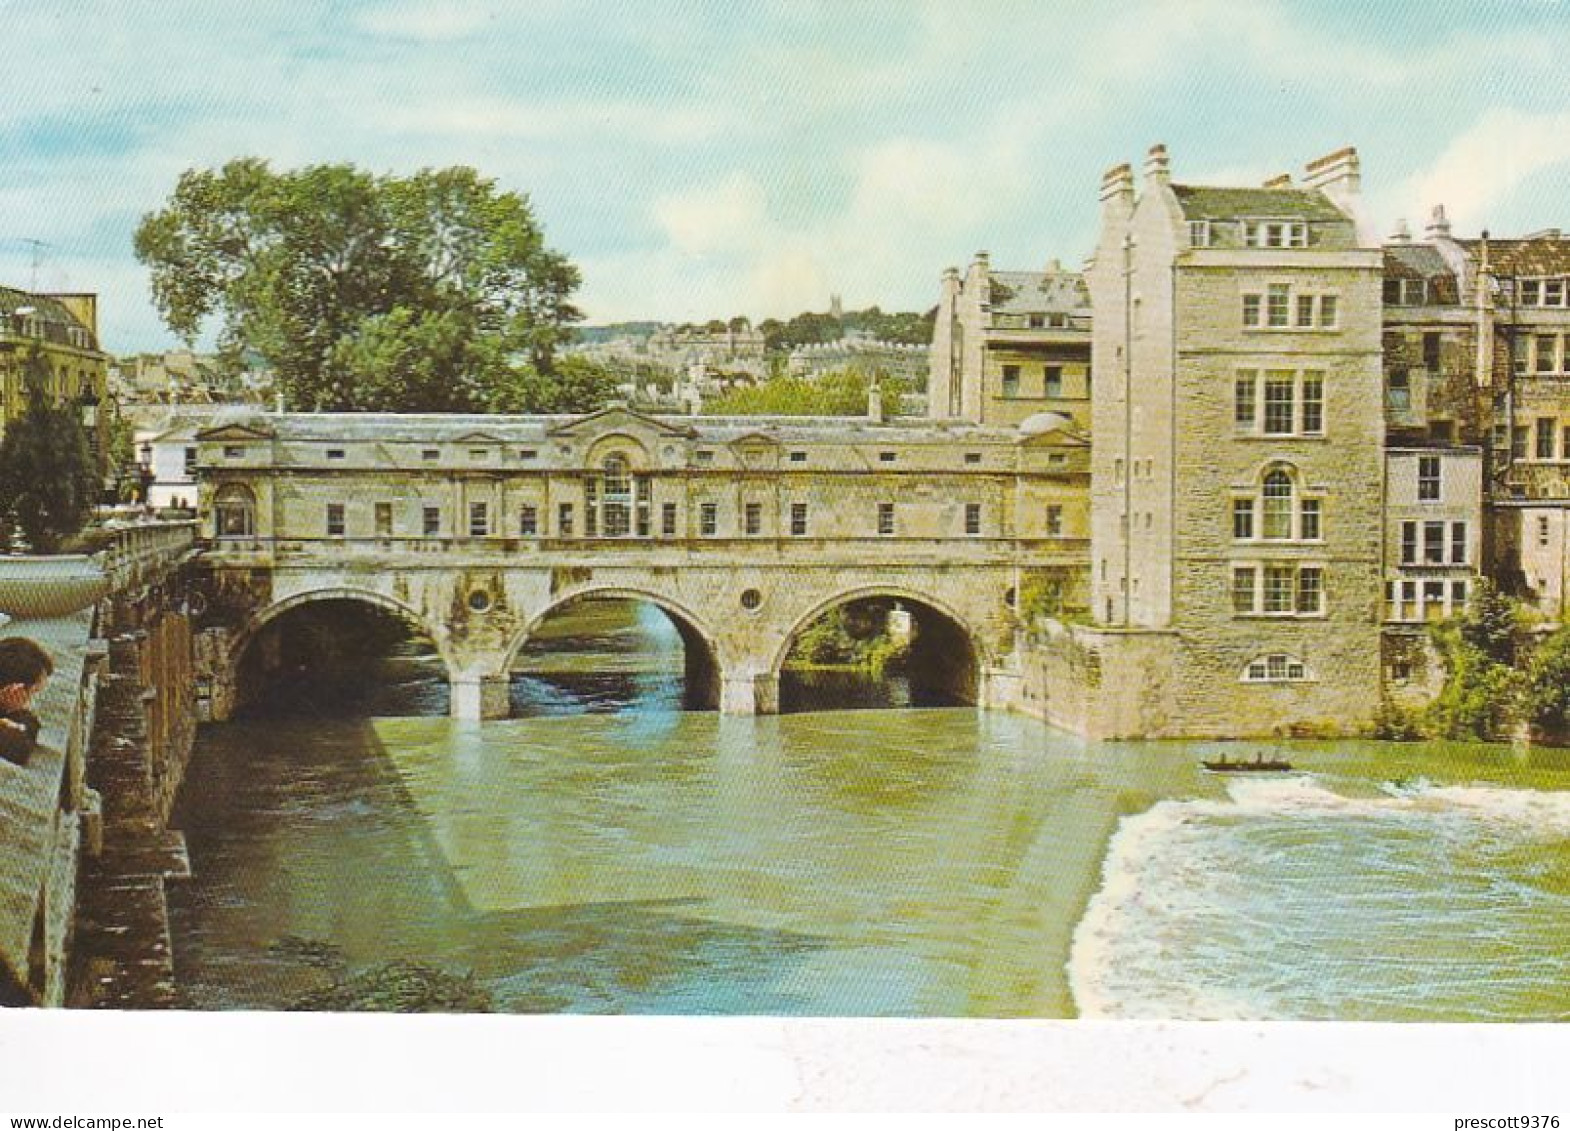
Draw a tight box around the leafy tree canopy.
[135,159,599,413]
[703,370,908,416]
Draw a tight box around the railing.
[95,522,198,591]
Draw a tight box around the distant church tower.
[829,293,844,321]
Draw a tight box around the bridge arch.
[227,587,458,715]
[770,584,986,711]
[501,586,723,712]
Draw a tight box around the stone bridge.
[189,406,1092,718]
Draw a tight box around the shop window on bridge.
[214,484,257,538]
[588,454,650,538]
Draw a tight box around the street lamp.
[138,440,155,506]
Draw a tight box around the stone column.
[451,674,510,720]
[720,671,778,716]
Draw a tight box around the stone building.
[1380,211,1570,617]
[1068,144,1386,737]
[928,254,1092,429]
[644,322,769,381]
[0,285,109,472]
[787,331,929,386]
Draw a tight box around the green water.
[166,602,1570,1018]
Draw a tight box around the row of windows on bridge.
[214,494,1068,540]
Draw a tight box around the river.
[166,601,1570,1019]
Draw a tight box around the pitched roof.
[987,271,1090,315]
[1457,237,1570,277]
[1383,244,1453,279]
[1170,184,1348,223]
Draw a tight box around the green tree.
[1525,626,1570,740]
[1459,577,1518,665]
[487,355,620,415]
[704,370,906,416]
[0,349,99,552]
[134,159,593,414]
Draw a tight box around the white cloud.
[653,173,771,257]
[1394,109,1570,231]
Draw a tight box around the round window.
[740,588,762,611]
[468,589,492,613]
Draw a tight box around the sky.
[2,0,1568,352]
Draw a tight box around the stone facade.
[1380,212,1570,618]
[0,285,109,474]
[787,333,929,385]
[928,255,1093,429]
[193,405,1091,719]
[1076,145,1386,737]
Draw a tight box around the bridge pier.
[720,671,779,717]
[451,674,510,721]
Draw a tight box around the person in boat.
[0,637,53,767]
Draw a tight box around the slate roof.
[0,286,89,331]
[200,411,1029,446]
[1383,244,1452,279]
[986,271,1090,316]
[1457,237,1570,277]
[1170,184,1349,223]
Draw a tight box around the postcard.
[1,0,1567,1115]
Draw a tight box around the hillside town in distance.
[3,142,1568,747]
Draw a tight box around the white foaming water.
[1068,775,1570,1021]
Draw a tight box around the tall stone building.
[1077,145,1386,736]
[928,253,1092,429]
[0,286,109,471]
[1380,211,1570,617]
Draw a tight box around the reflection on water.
[170,601,1570,1019]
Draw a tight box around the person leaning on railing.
[0,637,53,767]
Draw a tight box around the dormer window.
[1242,220,1308,249]
[1188,220,1212,248]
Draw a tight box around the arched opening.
[233,595,449,717]
[507,594,719,716]
[777,594,979,713]
[213,483,257,538]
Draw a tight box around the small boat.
[1201,752,1294,773]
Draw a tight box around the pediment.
[1016,425,1089,448]
[548,405,693,441]
[194,422,274,442]
[452,430,506,444]
[728,430,781,450]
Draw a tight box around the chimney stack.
[1426,204,1452,240]
[1303,146,1361,211]
[1389,218,1412,244]
[1262,172,1293,189]
[1143,143,1170,185]
[1100,162,1134,206]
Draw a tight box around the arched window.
[1262,469,1293,539]
[586,452,650,538]
[1241,653,1311,683]
[214,483,257,538]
